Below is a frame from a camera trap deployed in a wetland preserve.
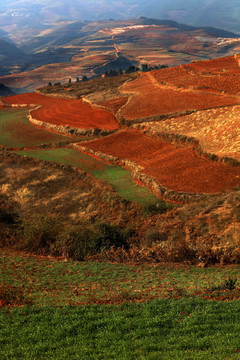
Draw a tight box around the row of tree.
[47,63,169,86]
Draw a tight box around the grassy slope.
[1,300,240,360]
[15,148,159,206]
[0,108,74,148]
[1,250,240,306]
[1,250,240,359]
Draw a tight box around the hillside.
[0,17,240,92]
[1,1,240,34]
[0,55,240,264]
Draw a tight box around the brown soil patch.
[120,72,238,121]
[81,129,240,194]
[3,93,120,130]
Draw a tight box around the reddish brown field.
[81,129,240,194]
[3,93,120,130]
[97,97,128,113]
[120,73,238,120]
[188,55,240,73]
[151,56,240,95]
[140,105,240,161]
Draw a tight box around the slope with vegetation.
[2,51,240,360]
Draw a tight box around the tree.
[48,82,52,86]
[76,77,80,83]
[82,75,88,82]
[68,78,72,84]
[141,64,148,72]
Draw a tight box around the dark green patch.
[0,108,75,147]
[1,300,240,359]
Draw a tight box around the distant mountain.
[1,17,240,93]
[1,0,240,33]
[0,84,15,96]
[153,0,240,34]
[0,39,27,76]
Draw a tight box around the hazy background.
[0,0,240,33]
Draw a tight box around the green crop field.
[1,250,240,359]
[15,148,160,206]
[0,108,74,148]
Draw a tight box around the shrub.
[210,276,238,291]
[143,201,172,216]
[144,230,168,246]
[16,215,61,253]
[56,223,98,260]
[56,222,133,261]
[0,284,33,306]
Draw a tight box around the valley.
[1,18,240,93]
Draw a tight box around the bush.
[143,201,172,216]
[56,223,98,260]
[0,284,33,306]
[210,276,238,291]
[144,230,168,246]
[16,215,61,253]
[56,222,133,261]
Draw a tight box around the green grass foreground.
[1,249,240,305]
[0,108,72,147]
[1,300,240,360]
[16,148,159,206]
[1,250,240,359]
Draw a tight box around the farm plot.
[81,129,240,194]
[15,147,159,206]
[3,93,120,130]
[0,108,73,148]
[188,55,240,74]
[140,105,240,161]
[151,56,240,95]
[96,96,128,114]
[119,72,238,121]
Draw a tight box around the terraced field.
[3,93,120,130]
[15,147,159,206]
[81,129,240,194]
[137,105,240,161]
[119,72,238,121]
[0,108,73,148]
[151,55,240,95]
[3,55,240,199]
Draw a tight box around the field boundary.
[133,123,240,168]
[72,143,218,203]
[28,108,116,137]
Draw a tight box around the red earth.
[188,55,240,73]
[81,129,240,194]
[151,56,240,95]
[3,93,120,130]
[97,97,128,114]
[120,72,239,120]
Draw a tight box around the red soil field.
[3,93,120,130]
[81,129,240,194]
[120,73,238,120]
[97,97,128,113]
[151,56,240,95]
[188,56,240,73]
[142,105,240,162]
